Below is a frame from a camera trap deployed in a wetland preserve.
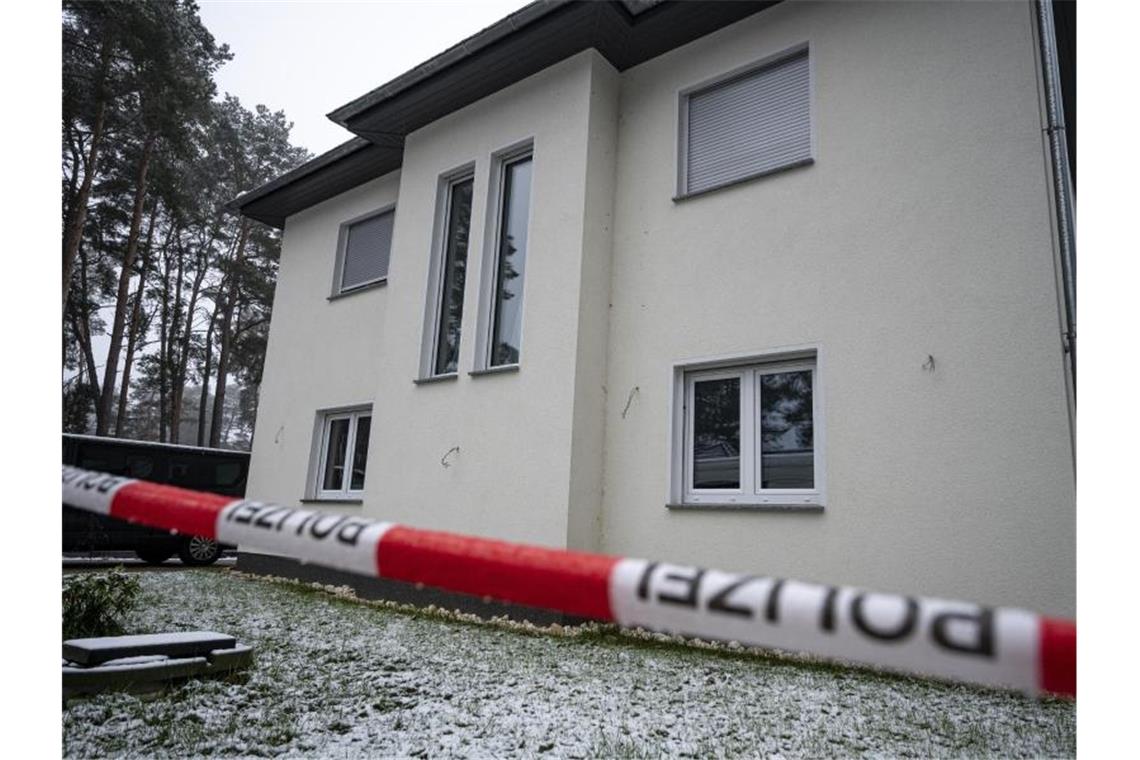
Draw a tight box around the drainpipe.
[1034,0,1076,399]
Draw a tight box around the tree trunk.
[210,220,250,447]
[62,33,113,319]
[169,247,209,443]
[63,130,84,230]
[114,203,158,436]
[157,231,172,442]
[96,131,157,435]
[114,278,146,437]
[69,304,100,420]
[197,310,216,447]
[71,240,104,431]
[164,236,187,441]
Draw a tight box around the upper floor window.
[425,171,474,377]
[486,151,533,367]
[334,207,394,295]
[678,46,812,197]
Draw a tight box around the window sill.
[469,364,520,378]
[672,157,814,203]
[327,279,387,301]
[413,373,458,385]
[666,502,823,513]
[300,498,364,506]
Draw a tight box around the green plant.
[62,570,142,640]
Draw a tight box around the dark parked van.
[63,434,250,565]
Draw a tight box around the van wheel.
[135,547,174,565]
[179,536,221,566]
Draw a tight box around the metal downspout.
[1035,0,1077,398]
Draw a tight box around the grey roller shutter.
[341,211,393,290]
[686,49,811,195]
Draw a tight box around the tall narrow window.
[432,176,474,375]
[488,154,533,367]
[315,408,372,499]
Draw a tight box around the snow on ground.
[62,552,237,568]
[62,570,1075,758]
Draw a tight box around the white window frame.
[675,42,815,199]
[312,407,372,500]
[331,204,395,297]
[419,164,477,380]
[670,347,824,509]
[473,139,534,373]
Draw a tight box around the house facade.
[233,1,1076,617]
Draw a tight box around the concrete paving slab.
[62,642,253,696]
[63,631,236,666]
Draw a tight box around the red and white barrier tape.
[62,465,1075,697]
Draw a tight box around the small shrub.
[63,570,142,640]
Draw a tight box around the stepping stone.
[62,631,237,666]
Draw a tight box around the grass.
[62,568,1075,758]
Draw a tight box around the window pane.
[759,370,814,489]
[692,377,741,489]
[350,416,371,491]
[322,418,350,491]
[434,178,474,375]
[341,211,393,291]
[490,156,532,366]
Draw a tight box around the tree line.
[62,0,310,449]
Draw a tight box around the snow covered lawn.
[62,569,1074,758]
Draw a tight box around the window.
[678,46,812,197]
[314,408,372,499]
[482,149,533,368]
[425,171,475,376]
[334,208,394,294]
[674,353,822,507]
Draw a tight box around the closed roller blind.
[341,211,393,290]
[686,50,811,195]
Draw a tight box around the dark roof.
[228,138,402,228]
[233,0,780,228]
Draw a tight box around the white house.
[232,0,1076,618]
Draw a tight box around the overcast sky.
[197,0,534,156]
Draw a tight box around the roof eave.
[234,1,782,228]
[326,0,571,127]
[228,138,402,229]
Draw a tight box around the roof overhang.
[227,138,402,228]
[232,1,781,228]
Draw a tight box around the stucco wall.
[249,51,619,549]
[566,55,621,552]
[246,171,400,511]
[599,0,1075,616]
[365,51,607,548]
[248,1,1074,616]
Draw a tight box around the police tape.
[62,464,1076,697]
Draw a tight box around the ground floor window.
[674,352,822,508]
[314,407,372,499]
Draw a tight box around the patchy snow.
[62,570,1074,758]
[62,556,237,567]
